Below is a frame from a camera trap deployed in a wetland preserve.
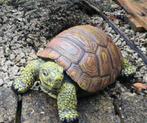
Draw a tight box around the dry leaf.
[133,82,147,93]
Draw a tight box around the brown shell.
[37,25,123,92]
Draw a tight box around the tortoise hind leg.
[121,58,136,76]
[12,58,44,94]
[57,82,79,123]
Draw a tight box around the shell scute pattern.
[79,53,99,77]
[96,46,112,76]
[67,64,82,82]
[57,28,98,53]
[55,56,72,70]
[37,25,122,92]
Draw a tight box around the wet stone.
[0,87,17,123]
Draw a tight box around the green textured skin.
[39,61,64,98]
[12,59,44,93]
[57,82,78,122]
[12,57,135,122]
[122,58,136,76]
[12,58,78,122]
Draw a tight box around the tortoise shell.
[37,25,123,92]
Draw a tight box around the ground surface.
[0,0,147,123]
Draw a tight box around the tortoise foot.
[12,80,29,94]
[62,118,79,123]
[59,110,79,123]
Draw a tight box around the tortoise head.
[39,61,64,92]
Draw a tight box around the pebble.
[2,65,8,72]
[143,74,147,82]
[0,79,4,86]
[9,53,15,60]
[11,65,19,74]
[20,58,26,64]
[111,4,119,9]
[0,0,89,88]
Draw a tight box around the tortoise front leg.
[12,58,44,94]
[57,82,79,123]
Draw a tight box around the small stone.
[5,60,14,66]
[0,47,4,57]
[20,58,26,64]
[141,47,146,52]
[10,53,16,60]
[5,46,11,57]
[120,92,147,123]
[0,79,4,86]
[22,91,59,123]
[9,65,19,76]
[19,52,25,58]
[2,64,8,72]
[143,74,147,82]
[114,35,120,43]
[0,87,17,123]
[79,92,119,123]
[111,4,119,9]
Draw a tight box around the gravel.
[0,78,4,86]
[0,0,146,86]
[87,0,147,81]
[143,74,147,83]
[0,87,17,123]
[0,0,89,87]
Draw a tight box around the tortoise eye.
[42,69,49,76]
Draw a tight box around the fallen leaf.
[133,82,147,93]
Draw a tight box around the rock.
[9,53,16,60]
[109,82,147,123]
[118,92,147,123]
[0,78,4,86]
[79,92,120,123]
[5,60,14,67]
[20,58,26,65]
[0,47,4,58]
[0,87,17,123]
[0,71,9,83]
[9,65,19,77]
[1,64,8,72]
[0,0,10,4]
[19,52,25,58]
[21,91,59,123]
[21,91,119,123]
[111,3,119,10]
[143,74,147,82]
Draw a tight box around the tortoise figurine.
[12,25,136,123]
